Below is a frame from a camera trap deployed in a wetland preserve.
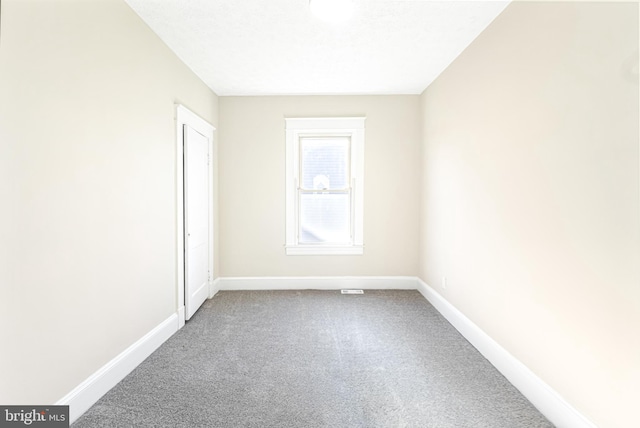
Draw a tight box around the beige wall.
[219,96,421,277]
[419,2,639,427]
[0,0,218,403]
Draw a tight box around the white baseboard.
[217,276,418,291]
[56,313,179,424]
[209,277,221,298]
[416,278,596,428]
[177,306,185,329]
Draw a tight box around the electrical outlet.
[441,277,447,290]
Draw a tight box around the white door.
[184,124,210,320]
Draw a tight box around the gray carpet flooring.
[73,290,553,427]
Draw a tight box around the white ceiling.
[124,0,510,96]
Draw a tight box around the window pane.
[299,193,350,244]
[300,137,349,190]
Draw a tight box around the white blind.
[299,193,350,244]
[299,137,351,244]
[300,137,349,190]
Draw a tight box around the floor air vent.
[341,289,364,294]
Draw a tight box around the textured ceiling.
[124,0,510,96]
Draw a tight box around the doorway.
[176,104,215,326]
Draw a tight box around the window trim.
[285,117,365,256]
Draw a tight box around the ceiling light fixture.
[309,0,355,24]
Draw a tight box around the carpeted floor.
[73,290,554,427]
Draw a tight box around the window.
[285,117,365,255]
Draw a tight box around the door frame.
[176,104,215,328]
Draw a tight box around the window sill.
[285,245,364,256]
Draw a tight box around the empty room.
[0,0,638,427]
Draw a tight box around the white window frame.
[285,117,365,256]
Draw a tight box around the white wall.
[0,0,218,404]
[219,96,421,277]
[419,2,639,427]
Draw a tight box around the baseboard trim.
[416,278,596,428]
[177,306,185,329]
[217,276,418,291]
[209,277,221,298]
[56,313,179,424]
